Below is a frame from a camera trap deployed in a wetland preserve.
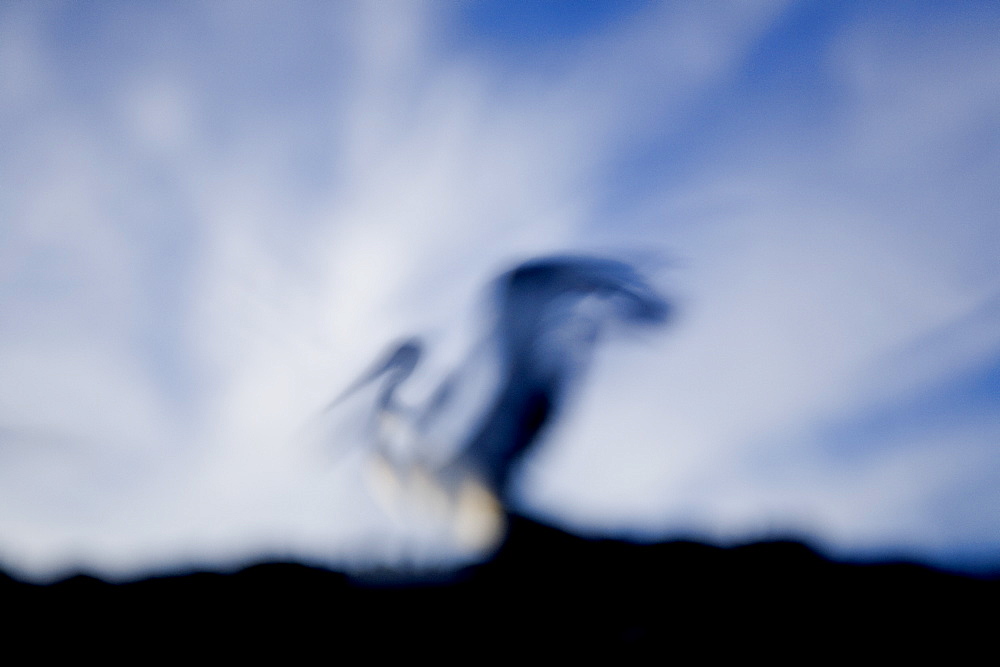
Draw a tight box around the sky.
[1,1,998,582]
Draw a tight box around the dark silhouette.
[4,515,996,659]
[327,255,669,549]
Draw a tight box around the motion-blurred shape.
[329,255,670,554]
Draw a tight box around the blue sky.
[1,1,998,580]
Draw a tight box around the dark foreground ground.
[4,515,996,658]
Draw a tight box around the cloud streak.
[1,1,998,580]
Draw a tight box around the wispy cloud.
[1,1,997,580]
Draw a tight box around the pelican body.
[329,255,669,552]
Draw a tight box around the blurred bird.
[327,255,670,553]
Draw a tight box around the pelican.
[327,255,670,554]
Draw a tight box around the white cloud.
[1,1,998,580]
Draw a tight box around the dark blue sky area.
[458,0,650,44]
